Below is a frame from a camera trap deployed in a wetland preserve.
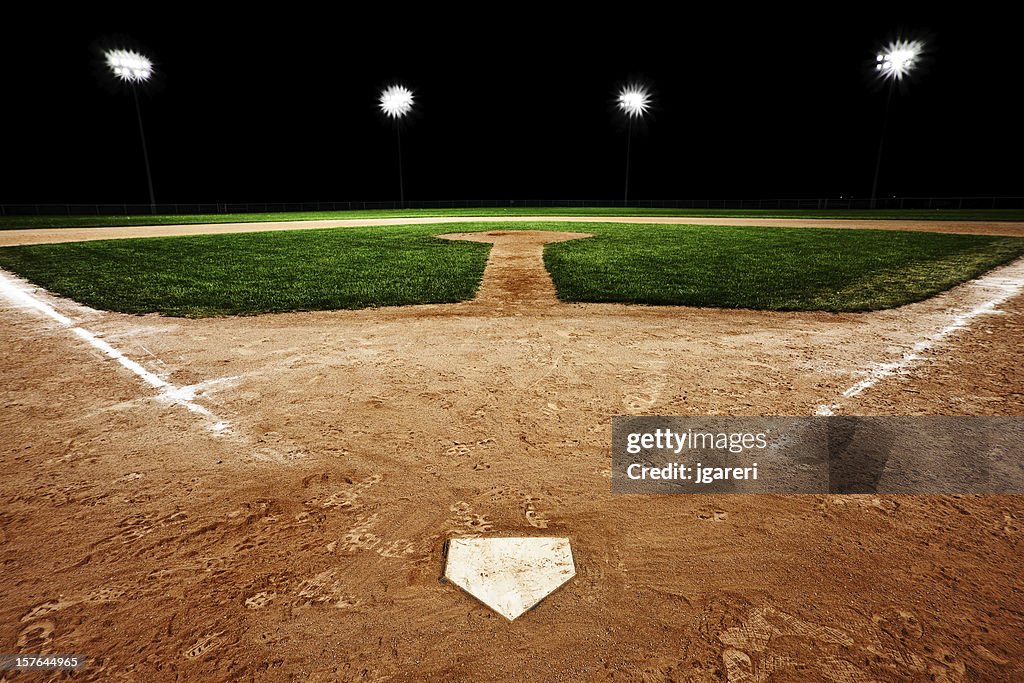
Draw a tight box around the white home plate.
[444,537,576,621]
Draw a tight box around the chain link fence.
[2,197,1022,216]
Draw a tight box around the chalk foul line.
[4,254,1021,426]
[816,258,1024,415]
[0,270,233,434]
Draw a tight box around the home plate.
[443,537,576,621]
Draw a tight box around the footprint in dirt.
[335,509,419,559]
[184,631,224,660]
[444,439,495,460]
[244,591,277,610]
[22,598,77,622]
[377,539,416,558]
[697,509,729,522]
[871,607,923,640]
[340,513,383,552]
[723,649,866,683]
[301,472,331,489]
[294,569,362,609]
[716,603,971,683]
[622,393,660,412]
[1001,511,1021,536]
[17,620,55,650]
[463,515,493,534]
[84,585,127,603]
[448,501,494,535]
[717,606,860,682]
[541,402,563,418]
[108,510,188,545]
[444,443,473,457]
[862,607,967,679]
[619,364,669,411]
[312,473,381,510]
[523,496,550,529]
[20,585,126,623]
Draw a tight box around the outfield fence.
[1,196,1023,216]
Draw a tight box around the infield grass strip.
[0,226,490,316]
[2,207,1023,230]
[544,224,1024,311]
[1,222,1022,315]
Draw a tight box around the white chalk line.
[816,259,1024,415]
[4,254,1021,425]
[0,269,233,434]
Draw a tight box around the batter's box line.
[0,269,234,435]
[816,257,1024,416]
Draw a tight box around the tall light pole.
[378,84,415,209]
[870,39,924,209]
[105,49,156,213]
[617,84,651,206]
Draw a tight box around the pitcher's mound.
[438,230,592,244]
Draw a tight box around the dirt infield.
[1,215,1023,247]
[1,227,1023,680]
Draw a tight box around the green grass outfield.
[0,222,1021,316]
[1,207,1023,230]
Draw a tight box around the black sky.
[3,10,1021,204]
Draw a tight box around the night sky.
[3,11,1020,205]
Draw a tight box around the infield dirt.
[1,215,1023,247]
[1,226,1022,681]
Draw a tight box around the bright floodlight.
[379,85,414,119]
[875,40,924,81]
[105,49,153,83]
[617,85,651,119]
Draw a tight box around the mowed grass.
[0,225,489,316]
[2,206,1023,230]
[545,224,1024,311]
[0,222,1021,316]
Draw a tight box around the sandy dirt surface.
[1,215,1023,247]
[1,230,1022,681]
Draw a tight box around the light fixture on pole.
[104,49,157,213]
[379,84,415,209]
[617,84,651,206]
[870,39,924,209]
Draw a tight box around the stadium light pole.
[105,49,157,213]
[379,85,415,209]
[870,39,923,209]
[617,84,651,206]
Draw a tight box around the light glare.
[105,49,153,83]
[379,85,414,119]
[617,85,651,119]
[875,39,924,81]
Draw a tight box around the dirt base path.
[1,228,1023,680]
[1,215,1023,247]
[438,230,592,310]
